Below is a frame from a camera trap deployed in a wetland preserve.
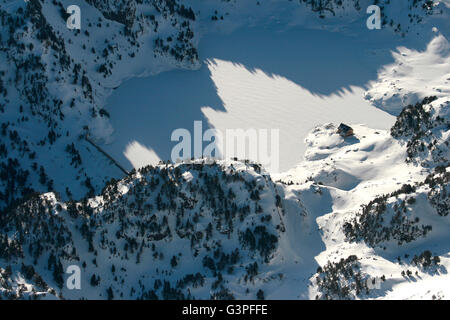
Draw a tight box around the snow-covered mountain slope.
[277,95,450,300]
[0,160,311,299]
[1,94,448,300]
[365,34,450,115]
[0,0,449,300]
[0,0,448,211]
[0,0,203,211]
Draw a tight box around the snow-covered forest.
[0,0,449,300]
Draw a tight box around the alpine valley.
[0,0,449,300]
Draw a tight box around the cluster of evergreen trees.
[343,183,432,247]
[314,255,378,300]
[0,161,282,299]
[391,96,449,166]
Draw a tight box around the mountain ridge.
[0,0,449,300]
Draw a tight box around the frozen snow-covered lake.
[103,25,410,173]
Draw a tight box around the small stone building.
[337,123,354,137]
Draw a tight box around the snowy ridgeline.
[0,160,288,299]
[0,96,449,300]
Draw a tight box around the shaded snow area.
[365,34,450,115]
[105,26,398,173]
[0,0,449,300]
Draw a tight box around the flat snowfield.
[103,24,437,173]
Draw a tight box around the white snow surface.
[0,0,449,300]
